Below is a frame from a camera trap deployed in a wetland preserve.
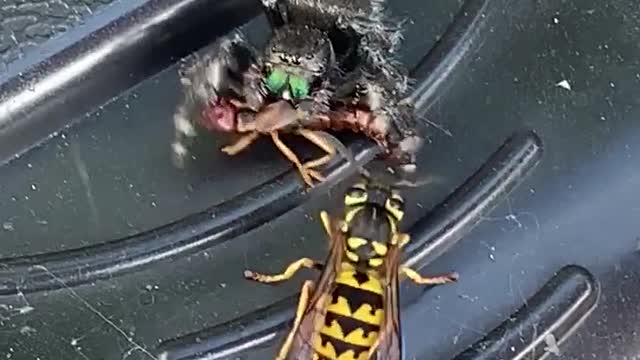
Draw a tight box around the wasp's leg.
[220,132,260,155]
[275,280,314,360]
[269,131,322,186]
[400,266,459,285]
[244,258,323,284]
[320,210,333,238]
[320,210,347,247]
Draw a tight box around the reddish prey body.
[200,97,399,159]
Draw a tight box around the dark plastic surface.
[1,0,640,359]
[0,0,260,165]
[0,0,113,65]
[452,265,598,360]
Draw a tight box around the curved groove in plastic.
[408,0,498,114]
[404,130,543,268]
[0,140,378,296]
[0,0,494,296]
[452,265,599,360]
[0,0,261,166]
[154,130,542,360]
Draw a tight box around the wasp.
[244,177,459,359]
[172,0,424,187]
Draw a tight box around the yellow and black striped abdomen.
[312,264,384,360]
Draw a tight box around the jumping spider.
[172,0,424,186]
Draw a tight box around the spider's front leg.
[171,32,263,168]
[356,77,424,172]
[241,62,268,112]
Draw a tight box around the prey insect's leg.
[295,129,337,183]
[220,132,260,155]
[244,258,322,284]
[400,266,459,285]
[275,280,314,360]
[270,131,317,186]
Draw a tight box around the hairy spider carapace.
[172,0,425,187]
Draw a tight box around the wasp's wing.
[280,213,346,359]
[368,245,403,360]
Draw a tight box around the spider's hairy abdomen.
[268,25,328,58]
[284,0,379,26]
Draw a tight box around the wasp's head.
[263,25,334,101]
[341,178,406,266]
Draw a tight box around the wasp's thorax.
[263,25,334,100]
[342,181,405,268]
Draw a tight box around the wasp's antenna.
[357,163,439,190]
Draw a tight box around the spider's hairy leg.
[242,62,268,111]
[172,82,198,168]
[260,0,280,9]
[171,32,261,167]
[296,79,334,125]
[259,0,289,29]
[356,76,424,171]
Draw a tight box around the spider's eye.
[305,54,314,60]
[288,75,310,99]
[265,69,288,94]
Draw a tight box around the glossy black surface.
[453,265,598,360]
[0,0,260,165]
[1,0,640,359]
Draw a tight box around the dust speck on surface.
[3,221,14,231]
[544,332,562,356]
[555,79,571,91]
[19,325,36,335]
